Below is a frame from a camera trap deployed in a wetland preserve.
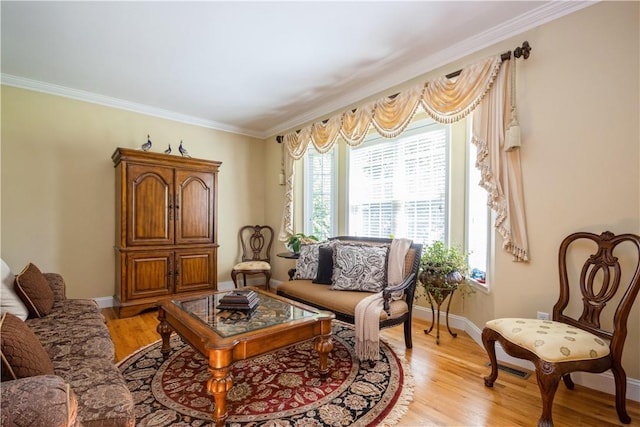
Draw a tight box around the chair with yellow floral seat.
[231,225,274,291]
[482,231,640,427]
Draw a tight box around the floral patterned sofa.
[0,262,134,427]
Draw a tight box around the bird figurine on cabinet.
[178,140,190,157]
[164,144,172,154]
[141,135,152,151]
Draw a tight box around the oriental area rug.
[117,322,414,426]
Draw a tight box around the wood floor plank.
[104,309,640,426]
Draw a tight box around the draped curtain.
[278,54,529,262]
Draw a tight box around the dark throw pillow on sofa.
[313,246,334,284]
[14,263,54,318]
[0,312,54,381]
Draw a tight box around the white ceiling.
[1,1,592,138]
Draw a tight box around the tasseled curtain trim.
[283,55,502,160]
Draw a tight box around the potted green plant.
[286,233,319,254]
[418,241,472,301]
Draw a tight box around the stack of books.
[217,290,259,312]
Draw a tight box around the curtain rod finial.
[276,135,283,143]
[514,41,532,59]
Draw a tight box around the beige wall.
[265,1,640,379]
[1,86,266,299]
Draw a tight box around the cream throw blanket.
[355,238,412,361]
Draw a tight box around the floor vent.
[486,362,531,379]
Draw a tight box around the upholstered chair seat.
[232,261,271,271]
[485,318,610,363]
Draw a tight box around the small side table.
[276,252,299,260]
[424,285,457,345]
[277,252,299,280]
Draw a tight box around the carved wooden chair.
[231,225,274,291]
[482,231,640,427]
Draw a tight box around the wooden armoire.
[112,147,221,317]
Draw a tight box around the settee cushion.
[0,313,54,381]
[27,299,114,363]
[331,243,389,292]
[278,280,409,320]
[0,259,29,321]
[1,375,80,427]
[14,263,54,318]
[53,357,135,427]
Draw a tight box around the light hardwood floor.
[104,308,640,426]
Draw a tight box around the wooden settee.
[276,236,422,348]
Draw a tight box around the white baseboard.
[93,296,114,309]
[217,280,237,291]
[412,305,640,402]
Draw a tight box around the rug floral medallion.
[118,322,414,426]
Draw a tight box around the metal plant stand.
[423,285,457,345]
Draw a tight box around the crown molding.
[0,74,264,139]
[265,1,597,138]
[1,1,596,140]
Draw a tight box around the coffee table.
[156,287,334,427]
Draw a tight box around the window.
[303,145,337,240]
[348,121,448,244]
[300,117,490,287]
[466,126,489,286]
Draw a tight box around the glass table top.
[172,290,317,338]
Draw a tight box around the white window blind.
[348,123,448,243]
[304,146,336,240]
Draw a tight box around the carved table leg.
[156,307,173,360]
[315,334,334,380]
[207,366,233,427]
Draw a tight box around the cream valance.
[282,55,502,159]
[278,53,530,261]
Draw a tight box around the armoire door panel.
[174,249,215,293]
[127,164,174,246]
[126,251,173,300]
[175,170,214,244]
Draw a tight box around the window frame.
[345,119,450,244]
[464,119,491,291]
[298,118,491,278]
[303,145,338,240]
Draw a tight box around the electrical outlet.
[537,311,550,320]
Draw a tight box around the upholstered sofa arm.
[43,273,67,302]
[0,375,80,427]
